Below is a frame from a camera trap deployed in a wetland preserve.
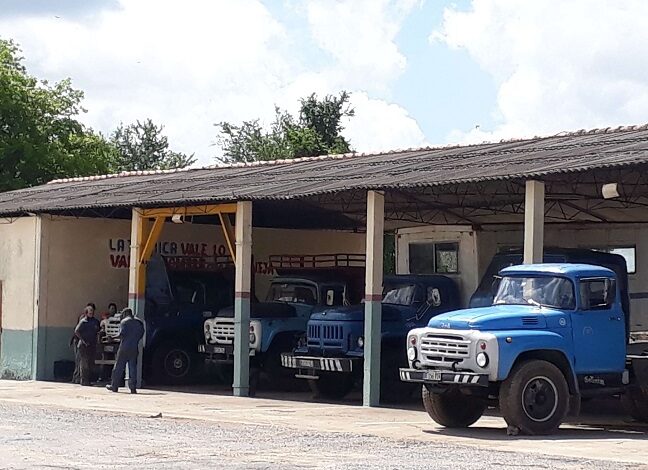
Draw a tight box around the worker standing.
[74,304,100,386]
[107,308,145,394]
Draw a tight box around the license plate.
[212,346,226,354]
[104,345,114,353]
[426,370,441,381]
[299,359,315,368]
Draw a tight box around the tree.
[216,91,354,163]
[111,119,196,171]
[0,39,116,191]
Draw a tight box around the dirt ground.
[0,380,646,469]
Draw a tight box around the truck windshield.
[383,283,417,306]
[267,282,318,305]
[493,276,575,310]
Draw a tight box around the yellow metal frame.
[131,203,239,298]
[139,204,237,218]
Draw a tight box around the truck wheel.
[263,337,299,391]
[621,386,648,422]
[499,360,569,435]
[312,373,354,400]
[152,343,194,384]
[422,385,486,427]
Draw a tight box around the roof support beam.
[524,180,545,264]
[233,201,253,397]
[363,190,384,407]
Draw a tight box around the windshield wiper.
[527,298,543,308]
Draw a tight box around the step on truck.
[101,254,234,384]
[199,254,365,390]
[400,262,648,435]
[281,275,461,402]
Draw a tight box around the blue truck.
[199,254,365,390]
[101,254,235,384]
[399,262,648,435]
[280,274,461,401]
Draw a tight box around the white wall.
[0,217,40,378]
[396,225,479,302]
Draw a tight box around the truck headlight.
[357,336,364,348]
[249,325,256,344]
[204,323,211,341]
[407,347,417,361]
[476,352,489,368]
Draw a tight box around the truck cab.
[101,254,234,384]
[400,263,648,435]
[281,275,461,401]
[199,254,365,389]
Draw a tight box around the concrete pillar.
[128,208,148,387]
[363,190,385,407]
[233,201,253,397]
[523,180,545,264]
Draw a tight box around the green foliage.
[0,39,115,191]
[111,119,196,171]
[216,91,354,163]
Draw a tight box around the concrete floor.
[0,380,647,468]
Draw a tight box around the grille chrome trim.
[420,333,470,364]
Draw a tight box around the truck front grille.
[105,319,121,338]
[420,333,471,364]
[307,322,344,348]
[211,321,235,344]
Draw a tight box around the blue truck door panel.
[571,278,626,374]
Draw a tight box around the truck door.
[571,277,626,375]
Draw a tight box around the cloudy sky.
[2,0,647,165]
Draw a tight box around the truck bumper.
[281,353,357,373]
[198,344,254,363]
[399,368,489,387]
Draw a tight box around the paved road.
[0,402,636,470]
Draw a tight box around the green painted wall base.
[0,327,75,381]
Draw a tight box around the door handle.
[609,316,622,321]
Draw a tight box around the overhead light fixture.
[602,183,620,199]
[171,214,184,224]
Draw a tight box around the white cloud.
[1,0,427,165]
[345,92,427,152]
[433,0,648,143]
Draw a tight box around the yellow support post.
[218,212,236,263]
[140,216,165,265]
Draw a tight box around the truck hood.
[427,305,547,330]
[217,302,296,319]
[309,304,406,322]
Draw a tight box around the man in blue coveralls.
[106,308,145,394]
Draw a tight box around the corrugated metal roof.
[2,124,648,216]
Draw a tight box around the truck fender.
[508,349,580,397]
[263,329,303,354]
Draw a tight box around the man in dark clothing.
[107,308,145,394]
[74,305,100,386]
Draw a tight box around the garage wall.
[396,223,648,331]
[0,217,40,379]
[396,225,479,303]
[35,216,365,380]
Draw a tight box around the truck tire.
[263,336,300,391]
[151,342,194,385]
[621,386,648,422]
[422,385,486,428]
[499,360,569,435]
[312,373,354,400]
